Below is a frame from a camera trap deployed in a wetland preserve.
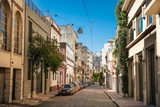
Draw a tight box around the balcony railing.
[25,0,50,25]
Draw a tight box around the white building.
[60,43,74,83]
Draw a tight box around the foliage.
[114,0,128,94]
[93,72,101,82]
[29,31,63,73]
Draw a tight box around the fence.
[25,0,50,25]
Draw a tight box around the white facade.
[66,44,74,83]
[101,43,110,67]
[48,16,61,90]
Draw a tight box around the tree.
[114,0,128,95]
[28,31,63,96]
[93,72,101,82]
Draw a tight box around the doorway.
[0,68,5,103]
[12,69,16,100]
[138,54,143,101]
[36,65,42,94]
[148,48,156,105]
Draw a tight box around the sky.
[32,0,118,53]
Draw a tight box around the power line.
[82,0,93,51]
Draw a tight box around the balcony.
[145,0,160,15]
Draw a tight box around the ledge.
[126,24,155,49]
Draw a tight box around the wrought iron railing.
[25,0,50,25]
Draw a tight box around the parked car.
[58,84,76,95]
[71,82,80,92]
[87,82,91,85]
[82,83,86,88]
[79,83,83,89]
[85,82,89,86]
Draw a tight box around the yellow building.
[23,0,50,99]
[0,0,25,103]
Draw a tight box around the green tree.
[93,72,101,82]
[28,31,63,96]
[114,0,128,95]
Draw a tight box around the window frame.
[14,13,21,54]
[147,15,153,26]
[137,13,143,35]
[0,7,9,51]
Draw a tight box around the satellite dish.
[78,27,83,34]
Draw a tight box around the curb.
[100,87,119,107]
[5,93,58,107]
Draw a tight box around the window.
[137,13,143,35]
[53,72,55,80]
[128,25,134,44]
[28,59,32,80]
[0,7,9,51]
[55,73,56,80]
[28,21,32,42]
[14,13,21,54]
[52,72,56,80]
[147,15,153,26]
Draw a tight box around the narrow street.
[38,85,117,107]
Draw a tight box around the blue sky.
[32,0,118,53]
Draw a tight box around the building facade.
[0,0,25,103]
[123,0,160,106]
[59,24,78,83]
[60,43,74,84]
[93,52,102,73]
[88,52,93,81]
[47,16,66,92]
[75,43,83,83]
[23,0,50,99]
[82,46,89,82]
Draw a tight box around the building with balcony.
[46,16,67,92]
[0,0,25,103]
[59,24,78,83]
[93,52,102,73]
[23,0,50,99]
[82,46,89,82]
[88,52,94,82]
[75,43,83,83]
[122,0,160,106]
[60,43,74,84]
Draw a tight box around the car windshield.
[64,85,71,88]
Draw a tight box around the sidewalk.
[0,91,58,107]
[101,87,155,107]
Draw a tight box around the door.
[12,69,16,100]
[139,61,143,101]
[149,48,156,105]
[36,64,42,94]
[131,60,134,97]
[0,68,5,103]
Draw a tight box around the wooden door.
[0,68,5,103]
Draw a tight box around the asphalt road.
[38,84,117,107]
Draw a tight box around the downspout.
[23,0,26,99]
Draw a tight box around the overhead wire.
[82,0,93,51]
